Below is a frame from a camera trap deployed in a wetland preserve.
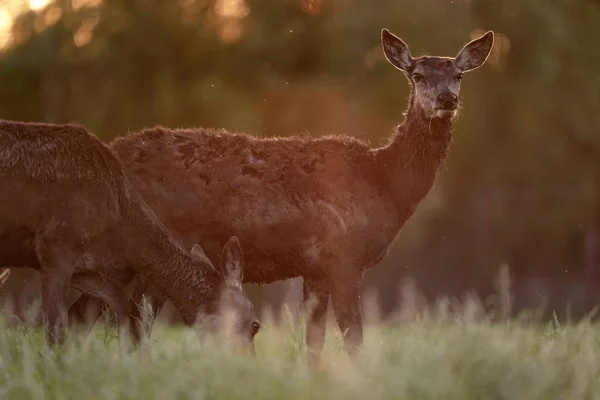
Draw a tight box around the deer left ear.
[191,244,212,265]
[191,243,220,274]
[455,31,494,72]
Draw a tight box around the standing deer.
[0,120,259,347]
[70,29,494,362]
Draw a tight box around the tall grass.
[2,288,600,400]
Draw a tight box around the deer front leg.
[39,261,73,347]
[302,277,330,366]
[330,271,363,360]
[129,275,167,345]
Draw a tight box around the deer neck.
[122,197,219,325]
[375,92,454,227]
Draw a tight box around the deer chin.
[435,108,457,119]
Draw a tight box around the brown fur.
[71,29,494,362]
[0,120,259,346]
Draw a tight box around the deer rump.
[0,120,135,345]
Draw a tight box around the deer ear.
[191,244,212,265]
[381,28,413,73]
[455,31,494,72]
[220,236,244,288]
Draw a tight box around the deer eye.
[250,320,260,336]
[412,73,423,82]
[455,73,463,81]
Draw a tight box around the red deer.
[0,120,259,347]
[70,29,494,362]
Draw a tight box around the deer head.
[191,237,260,350]
[382,29,494,119]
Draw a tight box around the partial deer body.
[69,236,260,347]
[0,120,259,347]
[71,29,493,362]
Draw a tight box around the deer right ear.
[220,236,244,289]
[381,28,413,73]
[455,31,494,72]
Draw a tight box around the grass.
[1,300,600,400]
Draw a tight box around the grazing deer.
[69,236,260,349]
[70,29,494,362]
[0,120,259,347]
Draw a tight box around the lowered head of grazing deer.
[188,236,260,348]
[381,29,493,121]
[84,234,260,350]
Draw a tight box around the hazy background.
[1,0,599,323]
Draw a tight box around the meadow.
[1,293,600,400]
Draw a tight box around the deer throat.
[376,110,454,233]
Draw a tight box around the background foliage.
[1,0,600,320]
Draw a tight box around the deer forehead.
[413,57,461,77]
[221,288,253,312]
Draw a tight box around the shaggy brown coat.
[0,120,258,346]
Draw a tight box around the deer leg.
[129,275,167,345]
[39,260,73,347]
[70,273,132,344]
[302,277,330,366]
[68,295,106,335]
[330,272,363,360]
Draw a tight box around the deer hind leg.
[302,277,330,367]
[128,275,167,346]
[68,295,106,336]
[330,271,363,360]
[70,272,132,346]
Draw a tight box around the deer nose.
[437,92,458,109]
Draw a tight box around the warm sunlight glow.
[72,0,103,11]
[0,9,10,31]
[0,8,12,50]
[215,0,249,19]
[29,0,51,11]
[73,15,99,47]
[218,22,243,44]
[214,0,249,44]
[34,5,62,33]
